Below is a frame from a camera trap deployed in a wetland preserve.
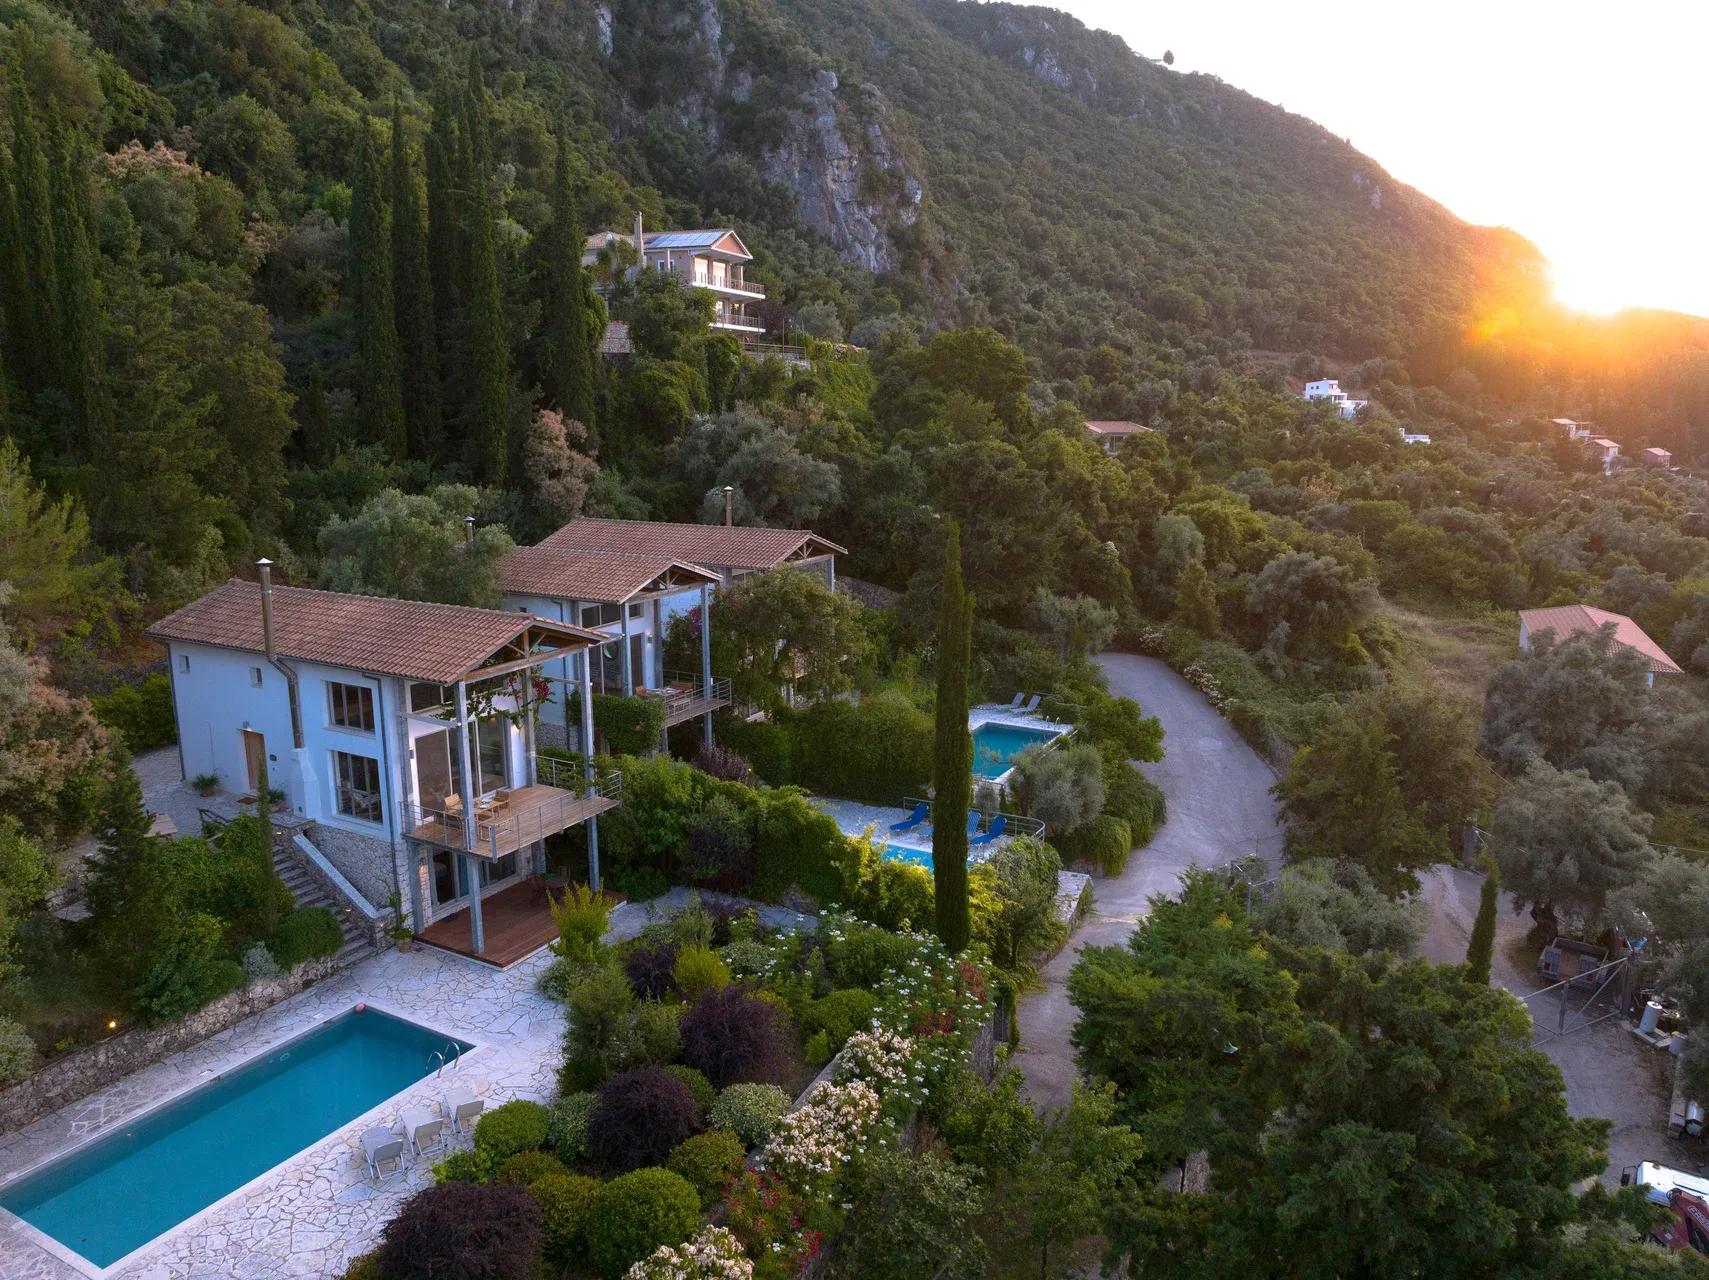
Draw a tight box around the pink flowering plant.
[624,1225,753,1280]
[830,1027,926,1117]
[758,1078,882,1194]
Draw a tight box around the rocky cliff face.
[757,70,923,273]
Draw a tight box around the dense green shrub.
[680,986,795,1088]
[340,1250,381,1280]
[665,1064,715,1115]
[546,1090,596,1164]
[801,988,878,1056]
[714,715,796,784]
[629,1000,684,1067]
[587,1067,702,1171]
[432,1148,494,1184]
[625,942,679,999]
[789,693,932,802]
[528,1171,600,1261]
[671,944,731,999]
[375,1182,543,1280]
[823,915,920,988]
[134,914,245,1023]
[548,883,612,966]
[1057,814,1133,876]
[91,674,176,751]
[584,1168,702,1279]
[496,1150,568,1185]
[665,1129,745,1207]
[267,906,344,969]
[473,1099,551,1160]
[0,1016,37,1085]
[829,834,935,931]
[1103,761,1166,846]
[752,788,846,903]
[708,1082,791,1147]
[567,692,667,757]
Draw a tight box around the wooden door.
[243,729,266,792]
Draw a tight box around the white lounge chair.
[1005,692,1026,710]
[361,1126,405,1182]
[402,1106,446,1157]
[445,1087,484,1134]
[1018,694,1042,716]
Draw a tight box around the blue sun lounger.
[889,802,929,833]
[966,812,982,838]
[969,815,1006,847]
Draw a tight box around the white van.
[1622,1162,1709,1207]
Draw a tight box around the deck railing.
[411,761,622,858]
[656,672,733,722]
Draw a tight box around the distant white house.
[1084,420,1152,453]
[1587,436,1621,475]
[1399,428,1432,445]
[1642,447,1673,469]
[1518,604,1683,687]
[1551,417,1594,441]
[1303,379,1367,420]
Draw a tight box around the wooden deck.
[410,783,618,858]
[659,690,732,728]
[416,875,559,967]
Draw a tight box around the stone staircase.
[271,842,371,966]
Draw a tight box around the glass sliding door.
[415,718,508,810]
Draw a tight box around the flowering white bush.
[832,1027,925,1109]
[625,1225,753,1280]
[760,1079,881,1191]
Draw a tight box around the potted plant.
[386,891,415,952]
[191,772,220,797]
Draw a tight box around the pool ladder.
[427,1041,463,1079]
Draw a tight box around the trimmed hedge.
[584,1167,702,1279]
[268,906,344,969]
[707,1082,790,1148]
[1057,814,1133,876]
[528,1171,600,1260]
[474,1099,552,1160]
[666,1130,745,1207]
[375,1181,543,1280]
[789,693,932,803]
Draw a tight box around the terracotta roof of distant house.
[1589,437,1620,450]
[498,546,719,603]
[1643,447,1672,460]
[1550,417,1581,426]
[539,518,845,573]
[146,580,603,684]
[1084,420,1152,436]
[1519,604,1683,676]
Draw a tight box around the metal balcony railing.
[410,759,622,859]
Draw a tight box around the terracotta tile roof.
[1589,437,1620,450]
[1084,420,1152,436]
[498,546,719,603]
[146,580,604,683]
[1519,604,1682,676]
[538,518,845,573]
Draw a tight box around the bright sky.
[1051,1,1709,317]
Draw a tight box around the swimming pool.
[971,721,1064,778]
[0,1007,471,1269]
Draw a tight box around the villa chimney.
[256,557,276,660]
[722,486,734,527]
[633,210,645,279]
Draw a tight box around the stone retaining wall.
[0,955,339,1133]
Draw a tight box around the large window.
[409,682,451,714]
[579,601,623,627]
[333,751,382,823]
[414,719,508,809]
[329,682,374,732]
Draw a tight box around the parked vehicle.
[1621,1163,1709,1254]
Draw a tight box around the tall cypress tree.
[8,65,59,395]
[931,521,975,952]
[459,56,513,484]
[47,126,106,458]
[390,99,442,461]
[537,133,597,428]
[301,365,335,464]
[349,123,407,458]
[0,136,29,376]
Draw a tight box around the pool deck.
[812,797,1008,868]
[0,944,564,1280]
[967,703,1070,738]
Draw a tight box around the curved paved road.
[1011,653,1286,1112]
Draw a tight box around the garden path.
[1010,653,1285,1114]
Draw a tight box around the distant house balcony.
[692,270,764,300]
[410,755,621,859]
[639,673,733,728]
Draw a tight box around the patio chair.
[445,1086,484,1134]
[1018,694,1042,716]
[970,815,1006,848]
[401,1106,447,1157]
[889,802,929,833]
[966,812,982,838]
[361,1126,405,1182]
[1005,692,1026,710]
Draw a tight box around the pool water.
[971,721,1063,778]
[0,1007,470,1268]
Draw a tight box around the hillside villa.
[1518,603,1683,686]
[586,216,767,338]
[1084,420,1152,453]
[1643,447,1673,468]
[1552,417,1594,441]
[1587,436,1622,475]
[1303,378,1367,419]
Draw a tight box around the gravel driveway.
[1011,653,1286,1112]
